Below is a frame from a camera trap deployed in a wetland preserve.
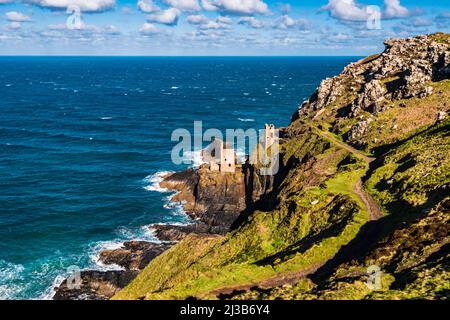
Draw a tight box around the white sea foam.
[143,170,191,222]
[40,275,65,300]
[143,171,174,193]
[100,117,113,120]
[183,150,205,168]
[171,86,179,89]
[0,260,25,300]
[88,240,127,271]
[238,118,255,122]
[87,222,170,275]
[163,199,189,218]
[150,221,192,227]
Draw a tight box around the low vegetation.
[115,34,450,300]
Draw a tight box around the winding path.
[208,127,383,298]
[317,129,382,221]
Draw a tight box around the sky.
[0,0,449,55]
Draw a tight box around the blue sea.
[0,56,357,299]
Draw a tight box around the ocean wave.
[40,275,65,300]
[183,150,205,168]
[143,171,174,193]
[238,118,255,122]
[88,223,165,271]
[0,260,25,300]
[116,225,161,242]
[163,199,189,218]
[150,221,193,227]
[89,240,127,271]
[143,171,192,223]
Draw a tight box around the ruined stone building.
[202,138,236,173]
[264,124,276,150]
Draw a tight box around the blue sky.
[0,0,449,55]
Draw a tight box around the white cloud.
[322,0,411,21]
[140,22,159,34]
[276,15,295,29]
[101,25,119,34]
[327,32,352,42]
[436,11,450,28]
[146,8,180,25]
[137,0,160,13]
[6,11,31,22]
[199,21,224,29]
[238,16,265,29]
[192,16,232,30]
[320,0,368,21]
[273,15,309,30]
[201,0,217,11]
[187,14,209,25]
[383,0,409,19]
[44,22,120,36]
[204,0,269,15]
[163,0,200,11]
[121,5,134,14]
[409,17,432,27]
[216,16,232,24]
[24,0,115,12]
[7,22,22,30]
[0,0,14,4]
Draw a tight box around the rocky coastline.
[53,164,256,299]
[53,33,450,300]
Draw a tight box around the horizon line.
[0,55,365,58]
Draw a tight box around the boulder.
[98,241,172,270]
[344,118,373,148]
[436,111,447,122]
[351,79,386,115]
[150,223,212,241]
[53,270,138,300]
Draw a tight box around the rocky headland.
[53,164,264,299]
[54,33,450,300]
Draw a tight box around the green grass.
[114,38,450,300]
[114,142,371,300]
[366,119,450,211]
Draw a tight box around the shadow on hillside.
[231,147,308,230]
[254,195,358,267]
[232,129,334,231]
[388,242,450,293]
[310,189,447,284]
[371,122,448,157]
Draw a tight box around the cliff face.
[114,33,450,300]
[293,33,450,152]
[158,166,247,234]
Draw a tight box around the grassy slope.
[114,128,370,300]
[228,120,450,300]
[115,34,450,300]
